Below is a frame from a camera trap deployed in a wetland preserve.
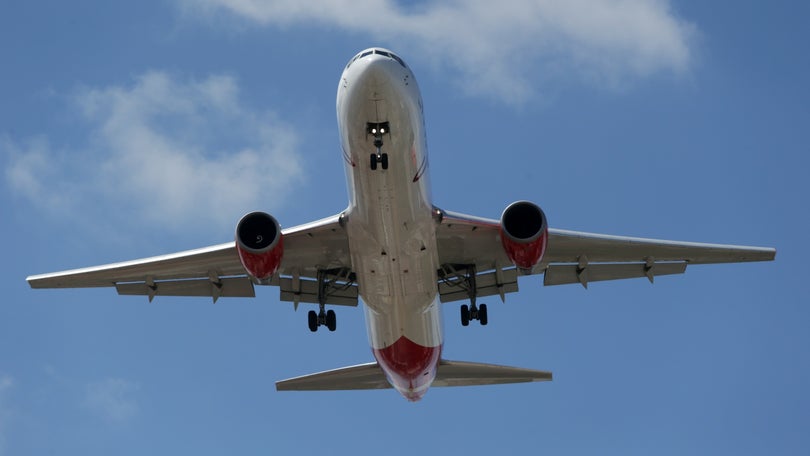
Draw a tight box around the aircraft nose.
[354,56,401,92]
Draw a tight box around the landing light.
[366,121,390,137]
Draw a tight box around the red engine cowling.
[500,201,548,270]
[235,211,284,281]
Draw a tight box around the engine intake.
[500,201,548,270]
[235,211,284,281]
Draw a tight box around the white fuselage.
[336,49,442,400]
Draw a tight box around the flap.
[543,262,686,287]
[278,276,358,307]
[116,276,255,299]
[438,268,518,303]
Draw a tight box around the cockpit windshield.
[346,48,408,70]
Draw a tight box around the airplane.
[27,47,776,401]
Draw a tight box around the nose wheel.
[367,121,390,170]
[370,152,388,170]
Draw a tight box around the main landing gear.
[439,264,489,327]
[308,308,336,332]
[460,302,487,327]
[367,121,390,170]
[307,269,353,332]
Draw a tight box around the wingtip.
[26,275,46,289]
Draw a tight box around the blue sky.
[1,0,807,454]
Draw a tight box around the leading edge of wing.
[546,228,776,265]
[26,242,240,289]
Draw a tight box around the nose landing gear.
[370,152,388,171]
[367,121,390,170]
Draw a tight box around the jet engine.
[500,201,548,270]
[235,211,284,281]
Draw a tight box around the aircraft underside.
[26,47,775,402]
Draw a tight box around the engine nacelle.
[235,211,284,281]
[500,201,548,270]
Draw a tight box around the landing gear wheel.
[444,264,491,328]
[370,153,378,170]
[479,304,488,326]
[326,309,337,332]
[308,310,318,332]
[460,304,470,326]
[380,153,389,170]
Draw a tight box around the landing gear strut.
[307,269,351,332]
[439,264,488,327]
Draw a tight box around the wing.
[540,228,775,287]
[27,214,355,304]
[435,209,776,301]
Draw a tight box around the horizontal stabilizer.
[275,360,552,391]
[276,362,389,391]
[433,360,552,386]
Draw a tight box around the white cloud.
[84,378,139,423]
[3,136,73,212]
[180,0,696,101]
[3,71,302,234]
